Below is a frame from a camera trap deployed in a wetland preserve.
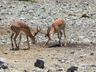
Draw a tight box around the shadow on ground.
[36,42,96,48]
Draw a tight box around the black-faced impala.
[10,20,40,50]
[44,18,67,46]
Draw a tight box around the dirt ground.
[0,28,96,72]
[0,42,96,71]
[0,0,96,71]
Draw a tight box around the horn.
[45,26,50,37]
[34,26,41,36]
[47,26,50,33]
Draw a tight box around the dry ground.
[0,28,96,72]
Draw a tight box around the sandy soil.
[0,28,96,72]
[0,42,96,71]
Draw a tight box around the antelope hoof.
[60,43,63,47]
[10,48,19,50]
[15,48,19,50]
[64,43,67,47]
[10,48,15,50]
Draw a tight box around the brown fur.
[10,20,40,50]
[44,18,66,46]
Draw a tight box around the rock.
[70,51,75,54]
[0,64,8,70]
[66,66,78,72]
[0,58,8,70]
[19,17,26,21]
[32,67,49,72]
[56,68,64,71]
[47,69,52,72]
[90,53,94,56]
[24,70,28,72]
[83,38,91,43]
[0,5,3,8]
[0,57,6,64]
[80,14,90,18]
[0,18,2,20]
[34,59,45,69]
[58,59,65,63]
[79,55,84,58]
[90,65,96,67]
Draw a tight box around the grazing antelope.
[44,18,66,46]
[10,20,40,50]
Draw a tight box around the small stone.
[0,18,2,20]
[70,51,75,54]
[80,14,90,18]
[34,59,45,69]
[90,65,96,67]
[67,66,78,72]
[47,69,52,72]
[0,58,8,70]
[0,5,3,8]
[58,59,65,63]
[56,68,64,71]
[24,5,27,8]
[4,53,8,55]
[0,64,8,69]
[90,53,94,56]
[79,56,84,58]
[24,70,28,72]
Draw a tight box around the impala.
[44,18,66,46]
[10,20,40,50]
